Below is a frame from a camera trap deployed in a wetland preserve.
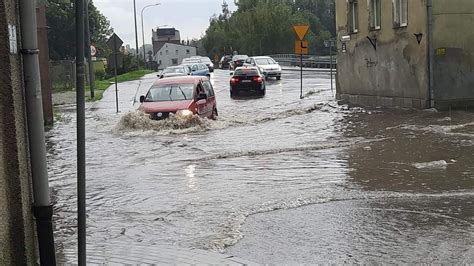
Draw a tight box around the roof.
[152,76,208,86]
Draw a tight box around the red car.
[139,76,218,120]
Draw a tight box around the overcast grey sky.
[94,0,236,48]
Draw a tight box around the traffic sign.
[90,45,97,56]
[295,40,309,55]
[293,24,309,41]
[107,33,123,52]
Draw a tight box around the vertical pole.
[133,0,140,68]
[19,0,56,264]
[85,0,95,99]
[427,0,434,108]
[330,40,333,95]
[141,10,146,66]
[300,53,303,99]
[75,0,86,264]
[114,42,119,113]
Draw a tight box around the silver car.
[244,56,282,80]
[158,65,191,79]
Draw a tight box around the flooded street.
[47,70,473,264]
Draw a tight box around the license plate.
[241,80,251,83]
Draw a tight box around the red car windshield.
[145,84,194,102]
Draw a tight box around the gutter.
[18,0,56,264]
[427,0,434,108]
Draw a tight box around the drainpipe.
[427,0,434,108]
[18,0,56,265]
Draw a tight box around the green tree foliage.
[201,0,335,57]
[46,0,112,60]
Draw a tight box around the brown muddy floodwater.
[47,70,473,264]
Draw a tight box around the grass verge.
[86,69,154,101]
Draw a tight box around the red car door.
[195,83,208,116]
[202,80,216,118]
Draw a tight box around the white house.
[154,43,197,70]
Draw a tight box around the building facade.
[152,27,181,55]
[336,0,474,109]
[154,42,197,69]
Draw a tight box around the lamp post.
[141,3,161,66]
[133,0,140,68]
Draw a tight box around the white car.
[244,56,282,80]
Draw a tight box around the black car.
[230,55,249,70]
[229,66,266,97]
[219,55,233,69]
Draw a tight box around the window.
[186,49,190,54]
[394,0,408,27]
[171,58,178,65]
[370,0,381,30]
[166,50,169,55]
[202,81,215,97]
[176,50,179,55]
[348,0,359,33]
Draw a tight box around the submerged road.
[47,69,473,264]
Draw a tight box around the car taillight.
[231,77,240,84]
[253,76,263,83]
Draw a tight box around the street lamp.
[133,0,139,68]
[141,3,161,65]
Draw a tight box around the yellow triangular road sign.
[293,25,309,40]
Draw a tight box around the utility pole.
[19,0,56,264]
[75,0,87,264]
[85,0,95,99]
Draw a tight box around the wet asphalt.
[47,69,473,264]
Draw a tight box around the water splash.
[115,111,212,134]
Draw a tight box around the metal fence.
[50,60,76,92]
[267,54,337,68]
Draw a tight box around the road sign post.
[293,25,309,99]
[107,33,123,113]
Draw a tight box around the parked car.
[198,56,214,72]
[244,56,282,80]
[181,57,202,64]
[139,76,218,120]
[219,55,232,69]
[230,55,248,70]
[159,65,191,79]
[183,63,210,77]
[229,66,266,97]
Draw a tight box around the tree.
[202,0,335,57]
[46,0,112,60]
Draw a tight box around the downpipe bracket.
[21,48,39,55]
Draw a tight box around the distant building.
[335,0,474,109]
[152,27,181,55]
[151,27,196,69]
[154,43,197,70]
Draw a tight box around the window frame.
[370,0,382,31]
[393,0,408,28]
[348,0,359,34]
[202,80,215,97]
